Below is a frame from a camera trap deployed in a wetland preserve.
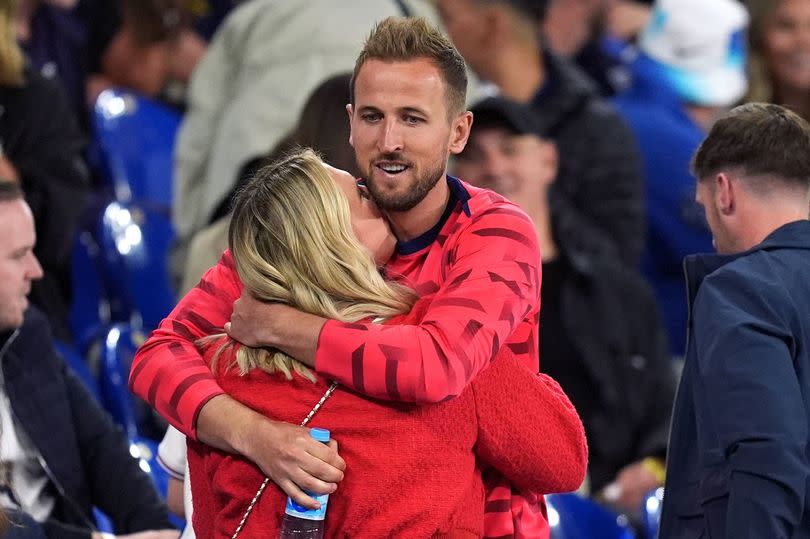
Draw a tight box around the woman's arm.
[472,349,588,494]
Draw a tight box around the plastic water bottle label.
[284,493,329,521]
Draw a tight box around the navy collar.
[396,176,471,255]
[684,219,810,306]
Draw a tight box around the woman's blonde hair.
[745,0,781,103]
[205,148,415,381]
[0,0,25,86]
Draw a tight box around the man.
[660,103,810,538]
[0,181,178,539]
[131,16,547,537]
[455,96,674,514]
[171,0,437,279]
[612,0,749,357]
[436,0,644,267]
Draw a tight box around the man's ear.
[346,104,354,148]
[715,172,735,215]
[448,111,474,155]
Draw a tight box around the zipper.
[0,331,99,532]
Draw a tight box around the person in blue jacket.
[660,102,810,538]
[612,0,749,356]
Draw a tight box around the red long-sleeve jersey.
[130,177,545,536]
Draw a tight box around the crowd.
[1,0,809,538]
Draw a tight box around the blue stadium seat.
[547,493,636,539]
[92,89,181,209]
[96,201,177,331]
[68,228,110,356]
[640,488,663,539]
[99,323,167,441]
[53,339,100,402]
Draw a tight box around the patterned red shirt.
[130,177,545,537]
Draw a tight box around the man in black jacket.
[437,0,644,267]
[455,96,675,515]
[0,180,178,539]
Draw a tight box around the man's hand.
[241,418,345,509]
[197,395,346,510]
[600,459,662,513]
[225,293,326,368]
[93,530,181,539]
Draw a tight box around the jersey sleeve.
[129,251,242,439]
[315,205,541,403]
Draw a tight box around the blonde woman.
[185,149,587,538]
[747,0,810,120]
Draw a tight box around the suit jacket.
[0,308,172,539]
[660,220,810,538]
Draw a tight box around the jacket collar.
[684,220,810,307]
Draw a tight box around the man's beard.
[362,153,446,213]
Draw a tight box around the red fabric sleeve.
[315,206,541,403]
[472,350,588,495]
[129,252,242,439]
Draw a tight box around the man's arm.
[130,253,344,508]
[694,272,808,538]
[228,204,541,403]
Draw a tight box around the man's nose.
[378,120,404,154]
[27,253,44,280]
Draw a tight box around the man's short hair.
[351,16,468,117]
[0,181,24,204]
[692,103,810,191]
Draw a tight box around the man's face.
[0,200,43,331]
[348,58,470,213]
[436,0,490,77]
[455,126,557,205]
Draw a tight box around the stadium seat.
[92,89,181,209]
[547,493,636,539]
[99,323,166,441]
[96,201,177,331]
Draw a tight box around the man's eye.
[362,113,382,122]
[404,115,423,125]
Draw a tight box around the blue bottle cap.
[310,428,330,443]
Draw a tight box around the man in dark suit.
[660,103,810,538]
[0,180,178,539]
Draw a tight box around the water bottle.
[279,428,331,538]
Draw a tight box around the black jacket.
[0,308,173,539]
[544,250,675,491]
[533,51,644,267]
[0,69,90,341]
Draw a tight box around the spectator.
[18,0,205,125]
[747,0,810,121]
[437,0,645,267]
[172,0,438,271]
[1,0,90,341]
[612,0,749,356]
[16,0,87,122]
[543,0,651,96]
[660,103,810,538]
[179,72,360,293]
[455,96,675,515]
[0,181,178,539]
